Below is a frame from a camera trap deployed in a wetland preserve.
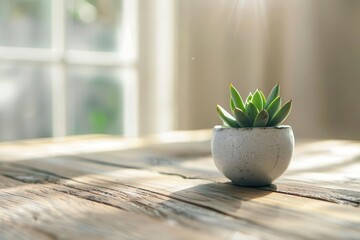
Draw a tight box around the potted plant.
[211,83,294,186]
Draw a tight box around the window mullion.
[51,0,67,138]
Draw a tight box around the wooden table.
[0,130,359,239]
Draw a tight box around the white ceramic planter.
[211,125,294,186]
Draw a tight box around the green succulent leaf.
[251,90,263,110]
[253,109,269,127]
[234,107,252,127]
[217,105,240,128]
[245,92,253,106]
[230,84,246,112]
[266,96,281,120]
[217,83,291,129]
[267,100,292,126]
[230,97,235,114]
[264,83,280,109]
[259,90,267,105]
[246,102,259,124]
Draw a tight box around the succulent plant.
[217,83,292,128]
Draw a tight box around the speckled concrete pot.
[211,125,294,186]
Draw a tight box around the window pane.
[66,67,124,135]
[66,0,122,52]
[0,0,51,48]
[0,63,52,141]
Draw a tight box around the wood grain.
[0,175,220,240]
[75,136,360,206]
[0,131,359,239]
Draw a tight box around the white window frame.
[0,0,139,137]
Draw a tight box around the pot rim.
[213,125,292,131]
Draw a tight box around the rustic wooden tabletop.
[0,130,359,240]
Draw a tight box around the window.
[0,0,138,141]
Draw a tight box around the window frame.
[0,0,139,137]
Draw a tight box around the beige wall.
[178,0,360,140]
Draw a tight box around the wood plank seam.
[74,156,206,180]
[3,156,360,207]
[0,174,286,239]
[1,162,359,239]
[71,155,360,206]
[2,161,359,222]
[0,175,223,240]
[0,170,257,224]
